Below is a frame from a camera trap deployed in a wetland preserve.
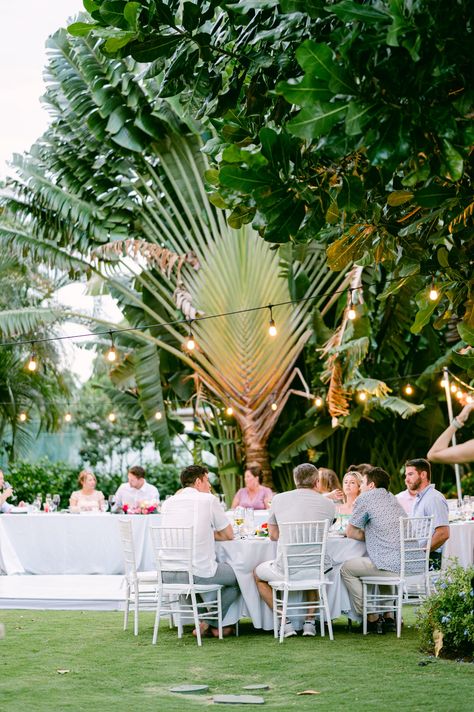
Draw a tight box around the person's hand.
[327,489,344,501]
[457,403,474,425]
[3,486,13,499]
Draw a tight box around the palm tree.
[0,30,352,484]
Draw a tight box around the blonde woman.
[70,471,105,511]
[337,471,362,515]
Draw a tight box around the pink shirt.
[234,486,272,510]
[396,488,416,515]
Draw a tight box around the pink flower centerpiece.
[122,501,159,515]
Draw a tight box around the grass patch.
[1,609,472,711]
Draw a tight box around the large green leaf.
[287,102,349,140]
[272,422,334,467]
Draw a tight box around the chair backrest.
[400,516,434,579]
[278,520,330,581]
[150,526,194,585]
[118,518,138,579]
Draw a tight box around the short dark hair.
[365,467,390,490]
[347,463,374,477]
[405,458,431,481]
[128,465,145,480]
[245,465,263,484]
[180,464,208,488]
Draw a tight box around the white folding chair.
[268,520,334,643]
[361,515,434,637]
[149,525,223,647]
[118,518,159,635]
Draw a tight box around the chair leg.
[123,581,130,631]
[319,597,325,637]
[152,592,162,645]
[272,588,279,639]
[322,586,333,641]
[133,587,139,636]
[396,586,403,638]
[217,588,223,640]
[190,591,202,646]
[362,583,368,635]
[279,591,288,643]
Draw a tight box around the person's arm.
[214,523,234,541]
[263,488,273,509]
[268,523,279,541]
[69,492,79,507]
[0,487,13,508]
[231,491,241,509]
[427,403,474,464]
[346,523,365,541]
[326,489,344,502]
[430,525,450,551]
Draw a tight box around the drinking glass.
[108,495,116,511]
[52,494,61,510]
[234,506,245,537]
[3,481,17,501]
[219,493,227,511]
[244,508,255,538]
[101,500,109,512]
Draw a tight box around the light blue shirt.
[411,484,449,552]
[411,484,448,529]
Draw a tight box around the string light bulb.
[225,406,234,416]
[440,379,448,388]
[455,390,464,400]
[64,412,72,423]
[429,278,439,301]
[106,331,117,363]
[271,402,278,411]
[450,384,457,394]
[186,320,196,351]
[357,392,367,402]
[404,384,414,396]
[19,412,27,422]
[467,395,473,404]
[268,305,277,337]
[107,412,116,423]
[154,411,162,420]
[314,396,323,408]
[27,344,38,372]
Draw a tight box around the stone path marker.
[213,695,265,705]
[170,684,209,694]
[243,685,270,691]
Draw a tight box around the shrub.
[416,564,474,659]
[4,459,180,505]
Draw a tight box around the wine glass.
[108,494,116,511]
[234,506,245,537]
[101,499,109,512]
[52,494,61,511]
[3,481,16,501]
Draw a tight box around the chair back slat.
[279,520,329,581]
[150,526,194,585]
[400,515,434,580]
[118,518,138,578]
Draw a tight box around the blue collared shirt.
[411,484,449,552]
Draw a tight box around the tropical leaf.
[272,422,334,467]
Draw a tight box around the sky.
[0,0,122,382]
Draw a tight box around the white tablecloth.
[0,513,157,575]
[442,521,474,568]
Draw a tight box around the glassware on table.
[108,494,116,511]
[52,494,61,511]
[219,493,227,511]
[101,499,109,512]
[44,494,52,513]
[3,481,17,501]
[234,506,245,537]
[243,508,255,537]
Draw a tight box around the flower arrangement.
[121,502,159,515]
[416,563,474,659]
[255,522,269,537]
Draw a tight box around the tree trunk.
[241,423,274,489]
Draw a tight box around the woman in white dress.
[69,470,105,511]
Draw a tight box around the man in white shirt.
[161,465,239,637]
[395,485,417,515]
[254,463,336,638]
[114,466,159,511]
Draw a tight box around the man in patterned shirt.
[341,467,408,633]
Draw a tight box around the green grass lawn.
[0,609,472,712]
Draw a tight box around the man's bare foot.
[192,622,211,638]
[210,626,235,638]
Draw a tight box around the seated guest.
[395,475,417,515]
[341,467,410,633]
[427,402,474,464]
[404,458,449,568]
[347,463,374,477]
[316,467,343,502]
[70,470,105,511]
[254,463,335,637]
[231,465,272,510]
[114,465,159,511]
[0,469,14,513]
[337,471,362,515]
[161,464,239,637]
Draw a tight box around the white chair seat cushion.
[136,571,159,582]
[268,578,332,591]
[361,575,402,585]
